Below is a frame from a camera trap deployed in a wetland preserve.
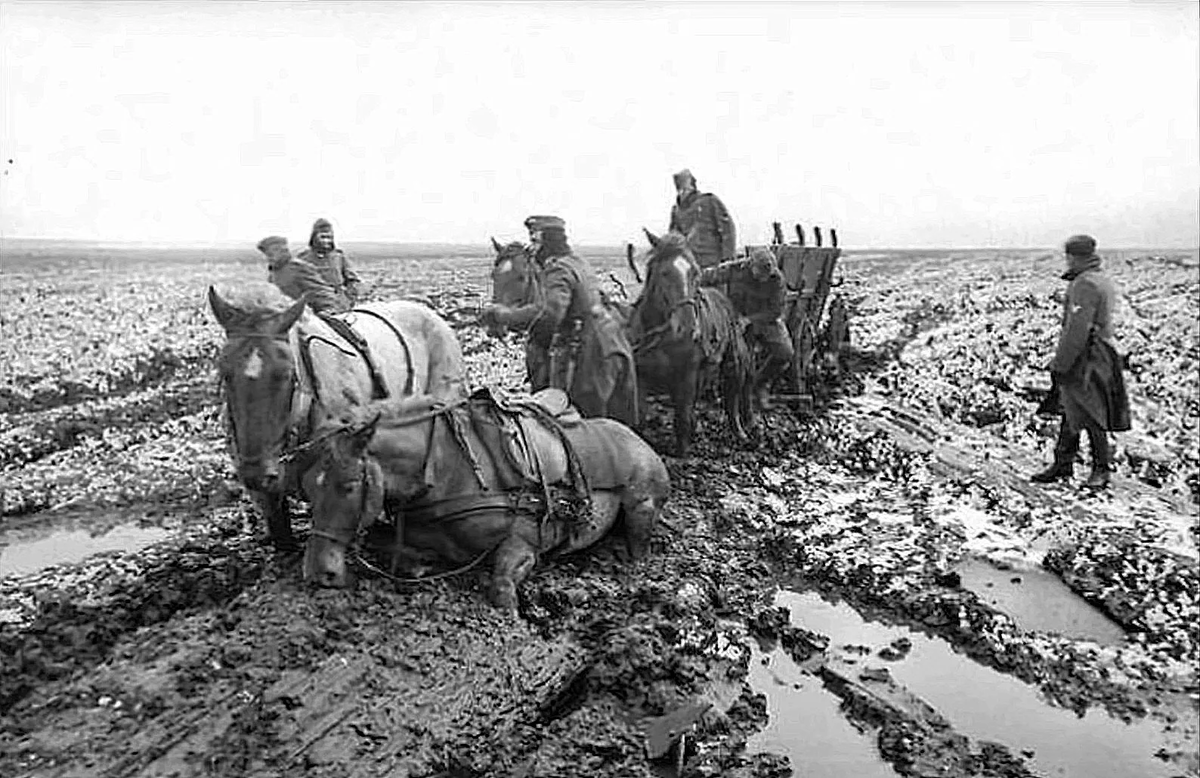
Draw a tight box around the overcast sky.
[1,0,1197,249]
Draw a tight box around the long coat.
[497,252,639,426]
[1048,256,1131,432]
[296,247,362,304]
[669,191,737,269]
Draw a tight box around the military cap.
[1064,234,1097,257]
[312,217,334,232]
[749,247,777,274]
[256,235,288,254]
[672,169,696,187]
[524,215,566,231]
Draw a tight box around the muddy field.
[1,241,1197,778]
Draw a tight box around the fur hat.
[749,247,776,276]
[256,235,288,254]
[1064,234,1097,257]
[672,169,696,188]
[312,218,334,233]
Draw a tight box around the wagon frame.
[747,222,847,410]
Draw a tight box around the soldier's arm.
[709,196,738,261]
[668,204,682,235]
[697,260,742,287]
[339,252,363,302]
[1049,279,1100,376]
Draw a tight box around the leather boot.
[1032,425,1078,483]
[1085,429,1112,490]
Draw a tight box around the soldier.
[668,169,737,269]
[698,247,793,408]
[297,217,363,305]
[259,236,347,315]
[1032,234,1130,489]
[480,215,638,426]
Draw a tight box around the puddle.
[750,589,1176,778]
[0,524,174,577]
[747,640,897,777]
[954,557,1127,646]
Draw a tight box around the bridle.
[631,251,703,353]
[220,331,300,470]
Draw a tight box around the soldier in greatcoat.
[698,247,794,408]
[1032,234,1130,489]
[481,216,639,426]
[259,236,347,315]
[668,169,737,269]
[297,217,363,305]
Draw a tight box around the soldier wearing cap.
[481,216,639,426]
[297,217,362,305]
[698,247,793,408]
[1032,234,1130,489]
[668,169,737,269]
[258,235,348,315]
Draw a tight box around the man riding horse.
[668,169,737,269]
[296,217,363,306]
[481,215,639,426]
[698,247,793,409]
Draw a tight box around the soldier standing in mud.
[297,217,362,306]
[698,247,794,409]
[668,169,737,269]
[258,236,347,314]
[480,215,639,426]
[1032,234,1130,490]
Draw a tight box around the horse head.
[208,284,307,493]
[632,229,700,339]
[490,238,539,305]
[302,411,384,588]
[303,394,444,588]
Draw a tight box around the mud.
[1,249,1197,778]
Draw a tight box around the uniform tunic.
[669,191,737,269]
[1048,255,1130,432]
[296,247,362,304]
[268,257,349,314]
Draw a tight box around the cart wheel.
[824,295,850,374]
[791,317,818,397]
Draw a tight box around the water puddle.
[0,523,173,577]
[747,639,896,777]
[747,589,1175,778]
[954,557,1127,646]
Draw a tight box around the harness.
[310,394,592,583]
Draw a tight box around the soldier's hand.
[480,304,506,333]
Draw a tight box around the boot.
[1032,426,1078,483]
[1084,430,1112,490]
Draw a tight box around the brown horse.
[627,230,755,456]
[302,389,670,611]
[207,283,468,548]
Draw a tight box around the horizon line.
[2,235,1197,253]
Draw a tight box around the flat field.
[0,240,1196,778]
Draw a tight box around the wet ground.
[1,247,1197,777]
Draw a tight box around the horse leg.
[254,490,296,550]
[621,493,660,561]
[671,374,698,457]
[490,533,538,613]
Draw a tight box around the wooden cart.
[748,222,848,410]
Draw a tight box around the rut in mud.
[1,246,1197,777]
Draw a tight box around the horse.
[301,388,670,611]
[626,229,755,456]
[207,283,468,549]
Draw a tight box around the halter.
[220,331,302,471]
[630,251,703,352]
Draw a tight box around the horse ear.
[643,228,660,249]
[207,286,238,330]
[271,296,307,335]
[491,237,504,254]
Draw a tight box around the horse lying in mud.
[626,230,756,456]
[301,388,671,611]
[207,283,468,549]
